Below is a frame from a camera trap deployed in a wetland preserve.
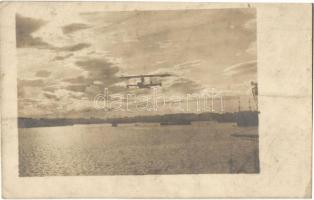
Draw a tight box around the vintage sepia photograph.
[17,7,259,176]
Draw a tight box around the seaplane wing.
[120,73,172,79]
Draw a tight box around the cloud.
[16,14,51,48]
[35,70,51,77]
[17,8,257,117]
[75,58,120,84]
[58,43,91,52]
[44,86,58,92]
[64,84,87,93]
[62,58,122,97]
[53,53,74,61]
[62,23,91,34]
[16,15,91,52]
[81,8,257,76]
[64,75,86,84]
[18,79,45,87]
[164,78,203,94]
[223,60,257,77]
[43,92,59,101]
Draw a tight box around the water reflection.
[19,122,259,176]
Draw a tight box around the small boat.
[160,121,191,126]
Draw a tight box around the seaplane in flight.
[120,73,172,88]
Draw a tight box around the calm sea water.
[19,122,259,176]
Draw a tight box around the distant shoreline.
[18,111,258,128]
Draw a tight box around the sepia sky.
[17,7,257,118]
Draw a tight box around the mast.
[251,81,258,111]
[249,98,252,111]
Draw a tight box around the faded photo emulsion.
[16,8,259,177]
